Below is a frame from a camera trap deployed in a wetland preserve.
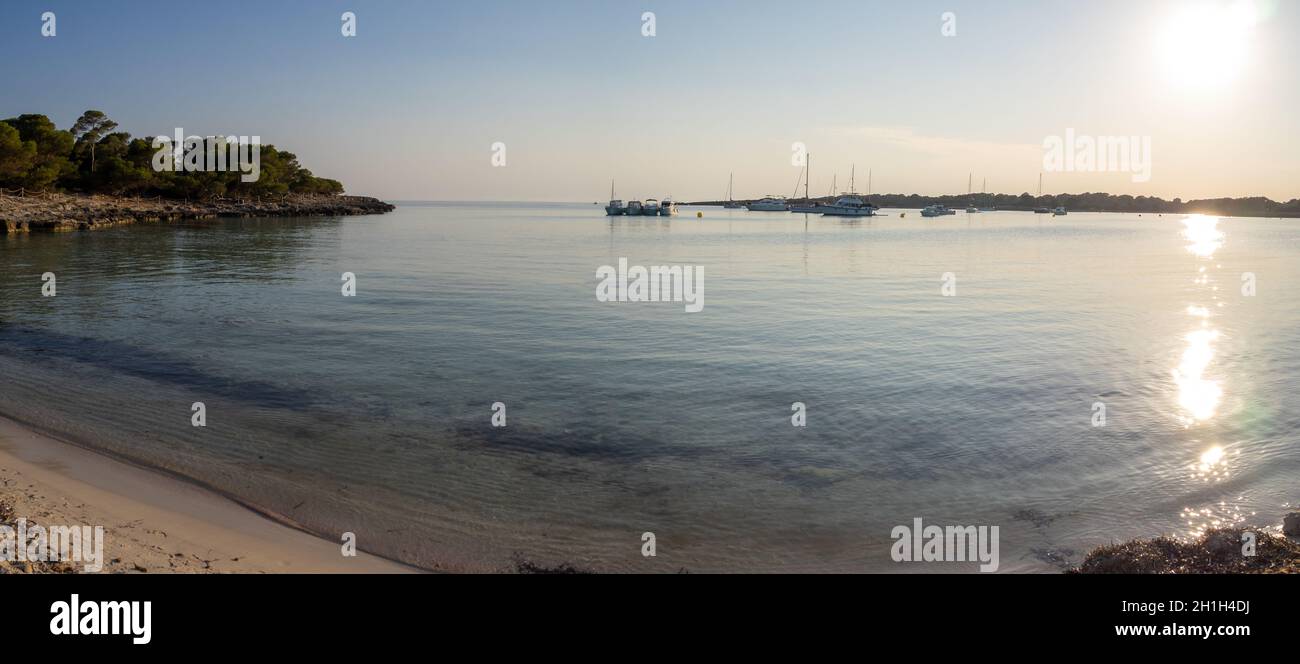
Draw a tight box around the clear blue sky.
[3,0,1297,201]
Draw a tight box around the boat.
[1033,173,1050,213]
[966,206,980,213]
[921,205,956,217]
[723,173,743,208]
[604,179,626,215]
[819,166,876,217]
[964,174,979,213]
[978,178,995,211]
[642,198,661,215]
[821,195,877,217]
[1053,206,1067,216]
[747,197,789,211]
[626,200,643,215]
[789,155,820,213]
[660,198,678,216]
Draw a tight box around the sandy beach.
[0,415,415,573]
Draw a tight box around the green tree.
[71,110,119,173]
[2,114,75,189]
[0,122,38,187]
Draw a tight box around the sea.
[2,202,1297,572]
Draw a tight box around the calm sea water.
[2,203,1298,572]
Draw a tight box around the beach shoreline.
[0,414,416,574]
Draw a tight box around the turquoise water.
[2,203,1298,572]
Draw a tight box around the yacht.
[642,198,661,215]
[626,200,643,215]
[920,205,956,217]
[604,180,626,215]
[964,175,979,214]
[789,201,825,213]
[820,195,877,217]
[747,197,789,211]
[660,198,678,216]
[1053,206,1067,216]
[723,173,743,208]
[1033,174,1050,213]
[817,165,876,216]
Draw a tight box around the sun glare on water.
[1156,1,1259,89]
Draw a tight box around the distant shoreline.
[688,193,1300,219]
[1,191,394,234]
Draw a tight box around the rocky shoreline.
[1071,512,1300,574]
[1,192,394,234]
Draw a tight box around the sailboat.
[820,165,877,217]
[1034,173,1051,213]
[790,155,825,213]
[604,179,626,216]
[979,178,995,212]
[965,173,979,213]
[723,173,743,208]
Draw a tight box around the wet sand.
[0,415,415,573]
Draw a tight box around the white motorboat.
[747,197,789,211]
[820,195,877,217]
[921,205,956,217]
[642,198,661,215]
[660,198,678,216]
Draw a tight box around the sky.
[2,0,1298,202]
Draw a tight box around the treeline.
[865,192,1300,217]
[0,110,343,199]
[696,191,1300,218]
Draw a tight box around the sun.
[1155,1,1258,89]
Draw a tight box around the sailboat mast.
[805,154,810,201]
[849,165,855,194]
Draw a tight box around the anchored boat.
[921,205,956,217]
[747,197,789,211]
[723,173,743,208]
[604,179,626,215]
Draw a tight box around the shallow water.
[2,203,1297,572]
